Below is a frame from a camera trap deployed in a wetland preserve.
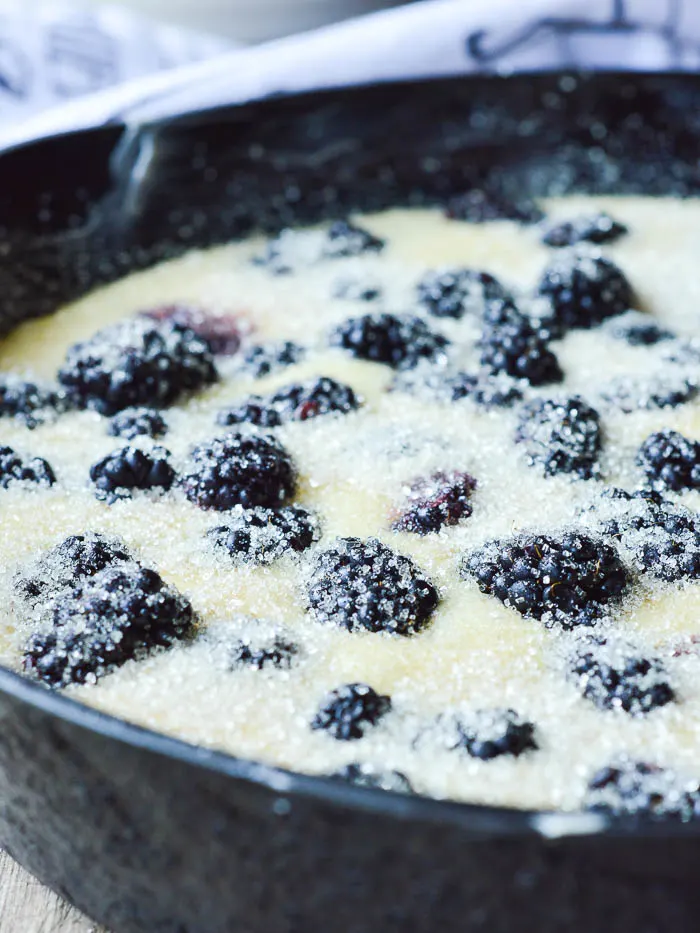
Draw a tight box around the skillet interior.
[2,73,700,933]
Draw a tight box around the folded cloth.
[2,0,700,149]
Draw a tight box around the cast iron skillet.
[2,74,700,933]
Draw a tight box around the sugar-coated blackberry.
[217,377,359,428]
[240,341,305,379]
[449,371,524,408]
[416,268,510,319]
[311,683,391,740]
[330,313,449,370]
[599,375,698,413]
[181,432,296,511]
[322,220,385,259]
[207,505,317,565]
[392,471,477,535]
[0,375,68,429]
[307,537,439,636]
[569,639,675,714]
[0,446,55,489]
[542,213,628,248]
[445,189,544,225]
[515,396,602,480]
[142,305,243,356]
[607,312,674,347]
[90,446,175,502]
[463,531,629,628]
[15,532,131,607]
[230,636,299,670]
[108,407,168,440]
[331,763,414,794]
[23,564,196,688]
[584,488,700,582]
[435,708,538,760]
[333,279,382,303]
[480,300,563,386]
[58,317,217,415]
[537,250,633,331]
[637,430,700,492]
[585,759,700,820]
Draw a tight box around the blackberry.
[537,250,633,331]
[142,305,243,356]
[515,396,602,480]
[311,683,391,740]
[0,375,68,429]
[240,341,305,379]
[608,312,674,347]
[108,407,167,440]
[333,279,382,303]
[542,213,628,248]
[446,189,544,225]
[583,488,700,582]
[230,636,299,670]
[23,563,196,688]
[431,708,538,760]
[585,760,700,820]
[479,300,563,386]
[599,375,698,413]
[570,639,675,714]
[217,377,359,428]
[392,471,477,535]
[637,430,700,492]
[330,313,448,370]
[448,371,523,408]
[181,432,296,511]
[0,446,55,489]
[331,763,414,794]
[15,532,131,607]
[416,268,510,319]
[322,220,385,259]
[307,537,439,636]
[90,446,176,502]
[58,317,217,415]
[207,505,317,565]
[463,531,629,628]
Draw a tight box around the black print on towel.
[46,19,119,98]
[0,39,31,98]
[465,0,693,69]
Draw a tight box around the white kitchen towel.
[1,0,699,149]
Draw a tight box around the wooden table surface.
[0,852,106,933]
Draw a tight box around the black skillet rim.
[2,71,700,841]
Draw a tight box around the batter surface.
[2,196,700,815]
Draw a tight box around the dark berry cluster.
[0,375,68,429]
[108,407,168,440]
[0,446,55,489]
[514,396,602,480]
[392,471,477,535]
[90,446,175,502]
[637,430,700,492]
[432,708,538,760]
[333,278,382,303]
[322,220,385,259]
[463,531,629,627]
[537,251,633,332]
[416,268,510,319]
[217,377,359,428]
[542,213,628,248]
[311,683,391,740]
[599,375,698,413]
[607,312,673,347]
[23,564,196,688]
[181,432,296,510]
[239,341,305,379]
[569,639,675,714]
[207,505,316,565]
[230,636,300,671]
[307,537,439,636]
[15,532,131,607]
[585,759,700,819]
[445,189,544,225]
[58,317,217,414]
[479,300,563,386]
[330,313,448,369]
[142,305,243,356]
[331,763,413,794]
